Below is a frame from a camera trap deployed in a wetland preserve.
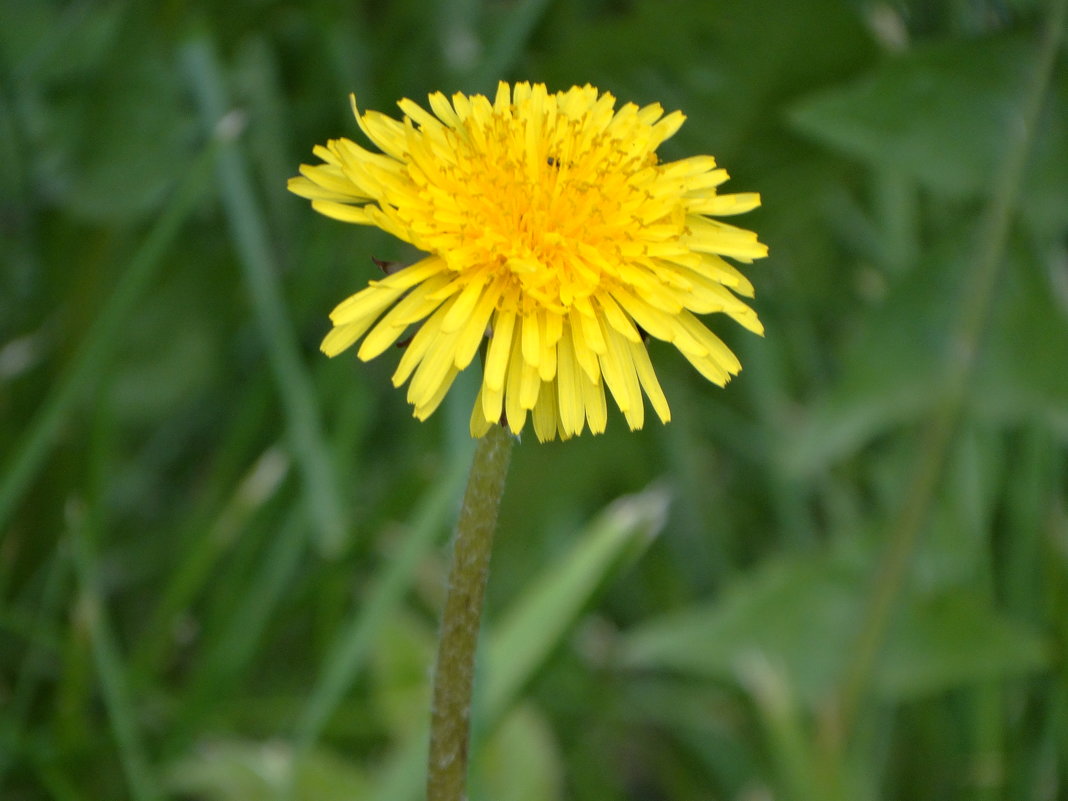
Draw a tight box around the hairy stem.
[427,424,514,801]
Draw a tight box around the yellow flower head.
[289,82,768,442]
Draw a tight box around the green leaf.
[480,485,668,722]
[973,241,1068,428]
[782,235,965,474]
[784,235,1068,476]
[167,739,369,801]
[369,610,434,740]
[788,32,1068,229]
[473,703,563,801]
[878,591,1049,701]
[41,19,196,222]
[620,551,1050,705]
[620,554,860,703]
[777,211,1068,476]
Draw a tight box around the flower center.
[411,113,661,313]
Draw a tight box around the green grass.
[2,1,1067,799]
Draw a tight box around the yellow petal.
[412,364,459,420]
[519,360,541,411]
[521,309,542,369]
[610,286,673,341]
[321,323,368,357]
[408,324,462,409]
[677,311,741,374]
[573,298,607,354]
[440,276,486,333]
[310,200,374,225]
[602,327,644,430]
[504,332,528,435]
[628,339,670,423]
[568,310,602,383]
[470,384,495,438]
[481,378,504,424]
[580,371,607,434]
[392,307,445,387]
[684,217,769,261]
[357,272,452,360]
[556,326,585,438]
[531,380,559,442]
[596,293,642,343]
[452,282,502,369]
[484,310,517,392]
[538,330,557,382]
[686,192,761,216]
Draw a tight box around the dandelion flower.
[290,82,768,442]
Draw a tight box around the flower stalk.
[428,424,514,801]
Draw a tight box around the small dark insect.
[546,156,558,167]
[371,256,403,275]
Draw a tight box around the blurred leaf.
[0,2,123,85]
[878,591,1049,701]
[370,610,434,740]
[788,32,1068,229]
[620,550,1050,704]
[782,234,964,475]
[973,241,1068,428]
[785,233,1068,475]
[474,703,563,801]
[912,428,1001,590]
[620,553,859,703]
[0,145,217,535]
[168,739,368,801]
[737,653,826,801]
[109,301,217,423]
[481,485,669,721]
[43,19,196,222]
[537,0,875,159]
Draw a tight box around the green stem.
[427,424,514,801]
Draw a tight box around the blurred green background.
[2,0,1067,799]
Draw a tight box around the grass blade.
[69,505,162,801]
[182,35,347,555]
[0,145,215,535]
[280,440,475,799]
